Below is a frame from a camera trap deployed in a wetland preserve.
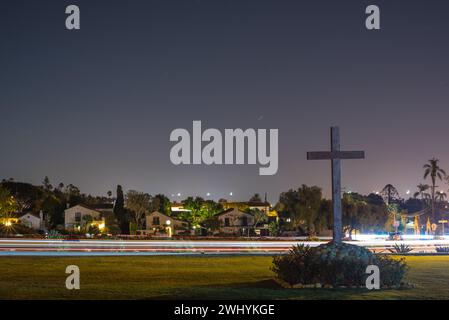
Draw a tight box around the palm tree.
[435,191,447,203]
[414,183,430,199]
[423,158,446,221]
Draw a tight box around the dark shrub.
[377,255,408,287]
[272,245,314,284]
[272,242,408,287]
[388,244,412,254]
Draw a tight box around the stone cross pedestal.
[307,126,365,243]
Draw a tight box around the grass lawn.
[0,255,448,299]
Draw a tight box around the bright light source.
[166,220,171,225]
[406,190,410,195]
[206,192,210,196]
[229,192,233,196]
[177,193,181,197]
[4,221,12,227]
[98,223,105,230]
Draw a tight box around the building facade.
[215,208,255,235]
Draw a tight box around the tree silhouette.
[380,184,400,205]
[423,158,446,221]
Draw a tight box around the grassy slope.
[0,255,448,299]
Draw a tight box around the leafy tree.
[151,194,171,215]
[342,192,388,236]
[366,193,385,206]
[342,193,363,236]
[400,197,424,215]
[179,197,223,225]
[203,200,223,217]
[268,221,281,236]
[38,193,64,227]
[278,185,323,236]
[0,187,18,217]
[125,190,151,230]
[318,199,333,232]
[63,184,82,205]
[0,181,44,212]
[243,208,268,235]
[202,216,221,233]
[248,208,267,228]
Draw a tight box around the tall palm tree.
[423,158,446,221]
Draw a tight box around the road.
[0,238,448,256]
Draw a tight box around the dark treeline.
[0,174,435,236]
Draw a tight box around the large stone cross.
[307,126,365,243]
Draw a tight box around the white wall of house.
[19,213,41,230]
[145,211,189,235]
[64,205,101,229]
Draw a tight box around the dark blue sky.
[1,0,449,202]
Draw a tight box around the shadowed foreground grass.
[0,255,448,299]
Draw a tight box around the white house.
[19,212,42,230]
[215,208,255,235]
[144,211,190,236]
[64,204,113,230]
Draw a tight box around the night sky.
[1,0,448,202]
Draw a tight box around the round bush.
[272,242,408,287]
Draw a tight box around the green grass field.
[0,255,448,299]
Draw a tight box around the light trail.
[0,238,448,256]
